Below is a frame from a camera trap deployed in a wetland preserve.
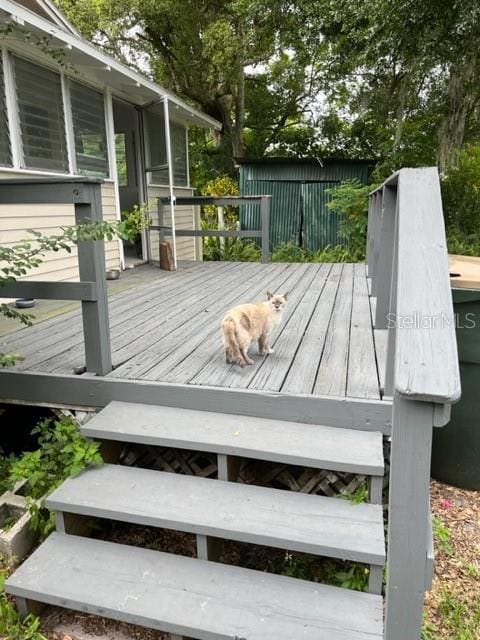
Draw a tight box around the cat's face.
[266,292,288,313]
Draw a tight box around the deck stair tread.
[5,533,384,640]
[81,401,385,476]
[46,464,386,564]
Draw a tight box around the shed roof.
[235,157,373,166]
[1,0,221,130]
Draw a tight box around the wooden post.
[260,195,271,263]
[384,395,434,640]
[74,183,112,376]
[383,203,399,398]
[374,185,397,328]
[218,205,225,252]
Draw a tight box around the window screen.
[145,107,168,184]
[0,57,12,167]
[145,106,188,186]
[70,80,109,177]
[13,56,68,172]
[171,121,187,186]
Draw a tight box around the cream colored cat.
[222,292,288,367]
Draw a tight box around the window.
[145,105,188,186]
[145,106,168,184]
[115,133,128,186]
[0,57,12,167]
[171,121,188,186]
[13,56,68,172]
[70,80,109,177]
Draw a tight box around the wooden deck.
[1,261,385,401]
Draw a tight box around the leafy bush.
[0,552,47,639]
[271,242,357,263]
[201,175,239,225]
[442,146,480,239]
[326,179,371,261]
[201,219,261,262]
[8,416,102,537]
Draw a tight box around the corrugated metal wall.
[239,160,370,251]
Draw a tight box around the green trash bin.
[431,288,480,489]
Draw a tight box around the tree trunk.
[437,59,476,174]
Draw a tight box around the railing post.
[260,195,271,263]
[74,183,112,375]
[385,395,434,640]
[366,191,381,279]
[374,185,397,328]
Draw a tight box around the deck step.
[6,533,384,640]
[47,464,385,564]
[81,401,384,476]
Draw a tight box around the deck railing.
[368,167,461,640]
[151,195,272,263]
[0,178,112,376]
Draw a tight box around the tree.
[301,0,480,173]
[57,0,326,171]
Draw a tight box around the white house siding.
[147,185,201,262]
[0,174,121,284]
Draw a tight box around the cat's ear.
[283,293,288,301]
[267,291,273,300]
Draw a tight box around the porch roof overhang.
[0,0,221,131]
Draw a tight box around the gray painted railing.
[368,167,461,640]
[0,178,112,376]
[152,195,272,263]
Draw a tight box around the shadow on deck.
[1,261,386,402]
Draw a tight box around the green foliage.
[120,204,151,245]
[435,589,480,640]
[280,552,313,581]
[201,175,239,224]
[271,242,357,263]
[338,483,369,504]
[201,220,261,262]
[0,455,16,495]
[0,559,47,640]
[325,562,369,592]
[8,417,102,537]
[442,146,480,255]
[326,180,371,261]
[432,516,453,555]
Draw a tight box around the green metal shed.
[238,158,371,251]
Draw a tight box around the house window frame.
[142,105,191,190]
[0,44,112,179]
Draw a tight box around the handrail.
[368,167,461,404]
[152,195,272,263]
[0,177,112,376]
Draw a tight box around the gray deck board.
[282,263,342,394]
[1,261,385,401]
[249,263,331,391]
[6,533,384,640]
[313,263,354,396]
[81,401,385,474]
[46,464,385,564]
[111,262,285,380]
[347,264,380,399]
[61,262,255,376]
[168,263,315,386]
[17,263,237,373]
[188,263,318,389]
[145,263,294,382]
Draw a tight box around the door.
[113,99,145,265]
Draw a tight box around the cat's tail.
[222,316,246,367]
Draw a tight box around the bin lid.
[449,254,480,290]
